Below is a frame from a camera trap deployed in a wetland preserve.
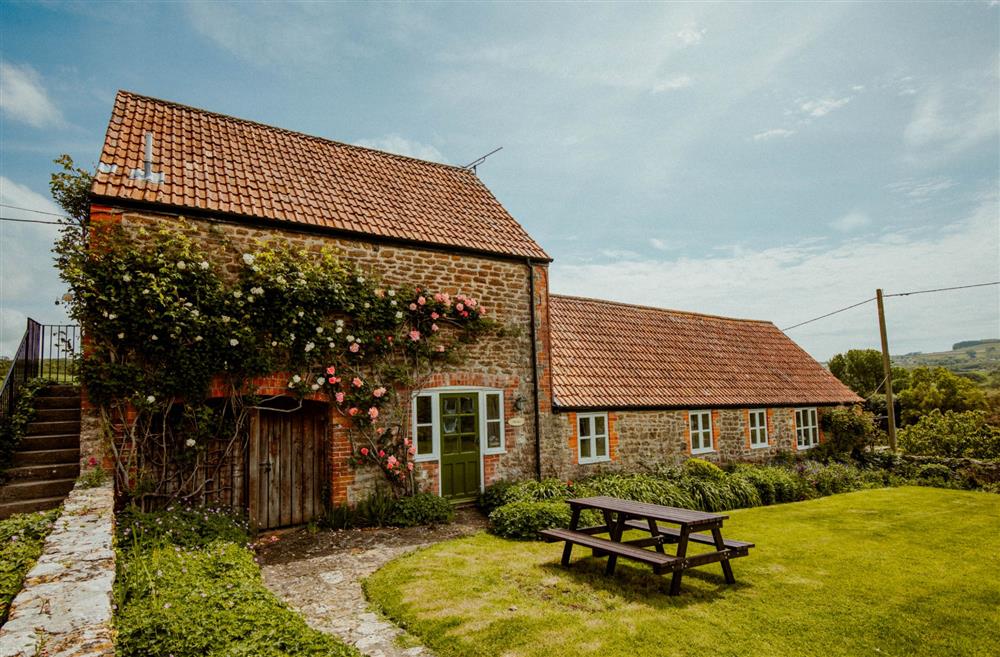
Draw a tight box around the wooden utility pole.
[876,289,897,452]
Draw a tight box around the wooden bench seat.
[623,520,755,554]
[540,528,681,574]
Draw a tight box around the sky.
[1,1,998,361]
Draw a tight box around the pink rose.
[408,446,416,455]
[360,447,369,456]
[373,387,387,398]
[461,311,469,318]
[376,427,385,435]
[479,306,487,315]
[387,455,398,467]
[431,323,439,332]
[348,407,359,416]
[409,303,417,311]
[417,296,426,305]
[456,302,464,311]
[368,407,379,419]
[404,438,411,446]
[352,377,363,387]
[349,343,360,353]
[335,392,345,403]
[467,298,477,308]
[326,366,336,375]
[378,450,385,457]
[409,330,421,341]
[430,312,439,320]
[407,462,414,471]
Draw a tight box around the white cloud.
[903,83,998,160]
[752,128,795,141]
[0,177,70,356]
[886,177,958,201]
[551,194,999,360]
[353,135,447,163]
[649,238,673,251]
[676,24,706,46]
[651,75,693,93]
[830,211,871,232]
[0,61,63,128]
[799,96,852,118]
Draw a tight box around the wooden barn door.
[249,404,327,530]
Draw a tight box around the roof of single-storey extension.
[90,91,550,261]
[549,294,863,409]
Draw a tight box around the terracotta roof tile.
[92,91,549,261]
[550,295,862,409]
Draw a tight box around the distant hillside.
[893,340,1000,375]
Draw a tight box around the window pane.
[444,397,458,415]
[417,426,432,455]
[809,409,817,426]
[486,393,500,421]
[690,414,699,432]
[596,435,607,457]
[579,417,590,437]
[460,415,476,433]
[416,396,432,424]
[460,396,474,413]
[595,415,606,436]
[580,438,591,458]
[487,422,501,449]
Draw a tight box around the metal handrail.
[0,319,80,420]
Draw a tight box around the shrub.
[730,465,808,505]
[390,493,455,527]
[677,476,761,512]
[899,410,1000,459]
[797,462,863,496]
[503,478,573,504]
[819,407,879,456]
[478,480,517,514]
[577,473,696,509]
[684,457,726,480]
[489,500,571,539]
[1,509,58,623]
[915,463,954,482]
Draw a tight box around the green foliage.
[77,466,108,488]
[898,409,1000,459]
[117,505,250,552]
[729,465,808,505]
[503,478,573,503]
[0,379,53,476]
[676,475,762,511]
[683,457,726,480]
[390,493,455,527]
[49,154,92,225]
[477,480,518,514]
[488,500,572,539]
[795,461,863,496]
[896,366,988,424]
[817,407,880,456]
[829,349,887,397]
[577,473,696,509]
[1,509,58,623]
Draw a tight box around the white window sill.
[750,442,770,449]
[413,454,438,463]
[691,447,715,455]
[579,456,610,465]
[797,443,816,451]
[483,447,506,456]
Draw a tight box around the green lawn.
[365,487,1000,657]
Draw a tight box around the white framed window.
[689,410,714,454]
[411,388,505,462]
[577,412,610,464]
[795,407,819,450]
[748,409,768,448]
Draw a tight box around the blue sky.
[1,1,998,360]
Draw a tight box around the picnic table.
[539,496,754,595]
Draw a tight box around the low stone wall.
[0,480,115,657]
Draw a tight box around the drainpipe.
[526,258,543,480]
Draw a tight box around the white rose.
[387,289,395,297]
[122,274,131,282]
[185,438,196,448]
[390,300,397,306]
[304,342,315,352]
[346,335,355,342]
[230,338,239,346]
[316,377,325,385]
[233,290,242,298]
[117,332,125,339]
[146,395,156,404]
[271,340,278,347]
[292,375,301,383]
[311,384,320,391]
[335,327,343,334]
[200,261,209,270]
[364,302,370,309]
[336,319,344,327]
[177,261,187,270]
[316,326,323,334]
[395,311,403,319]
[108,313,117,320]
[357,276,365,283]
[151,335,158,341]
[194,335,203,342]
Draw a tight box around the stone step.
[0,496,64,520]
[4,462,80,482]
[0,478,76,502]
[34,407,80,422]
[40,385,79,397]
[26,420,80,436]
[19,434,80,451]
[33,395,82,410]
[12,448,80,466]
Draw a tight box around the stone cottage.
[88,91,859,527]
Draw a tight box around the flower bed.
[114,506,359,657]
[0,509,58,623]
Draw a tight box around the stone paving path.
[259,509,486,657]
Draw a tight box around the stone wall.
[546,406,834,480]
[0,480,115,657]
[90,205,552,505]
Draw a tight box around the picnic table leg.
[669,526,691,596]
[646,518,665,554]
[561,506,581,567]
[711,526,736,584]
[605,513,627,576]
[591,510,615,558]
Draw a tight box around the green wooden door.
[440,393,480,499]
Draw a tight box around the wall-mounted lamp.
[513,395,527,412]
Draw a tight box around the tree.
[896,366,988,425]
[828,349,908,397]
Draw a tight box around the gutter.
[526,258,543,480]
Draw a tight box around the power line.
[884,281,1000,297]
[0,215,64,226]
[781,297,875,331]
[782,281,1000,332]
[0,203,68,218]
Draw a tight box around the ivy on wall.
[56,219,496,505]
